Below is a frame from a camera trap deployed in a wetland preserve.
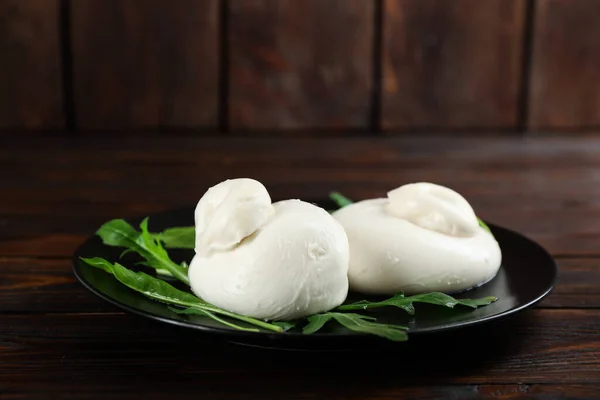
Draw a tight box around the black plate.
[72,202,557,351]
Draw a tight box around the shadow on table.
[8,310,534,399]
[166,311,533,399]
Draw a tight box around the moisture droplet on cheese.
[332,182,502,295]
[188,178,350,321]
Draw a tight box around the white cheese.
[193,178,275,256]
[189,179,349,321]
[332,182,502,295]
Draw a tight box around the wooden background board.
[0,0,63,129]
[528,0,600,130]
[228,0,373,130]
[70,0,220,130]
[1,1,600,133]
[381,0,526,131]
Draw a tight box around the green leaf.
[96,218,189,285]
[478,217,493,237]
[449,296,499,308]
[168,307,259,332]
[332,313,408,342]
[303,314,336,334]
[119,248,135,258]
[80,257,283,333]
[337,293,414,314]
[337,291,498,315]
[303,313,408,342]
[155,268,173,277]
[272,321,297,332]
[81,257,204,306]
[329,192,354,208]
[155,227,195,249]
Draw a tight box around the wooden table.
[2,135,599,399]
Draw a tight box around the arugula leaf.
[477,217,493,235]
[96,218,190,285]
[154,268,174,277]
[337,292,498,315]
[81,257,283,333]
[303,314,336,334]
[272,321,297,331]
[154,226,195,249]
[303,313,408,342]
[333,313,408,341]
[82,257,203,305]
[329,192,354,208]
[168,307,259,332]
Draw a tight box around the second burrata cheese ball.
[332,182,502,295]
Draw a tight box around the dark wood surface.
[1,135,599,399]
[0,0,63,129]
[71,0,219,129]
[529,0,600,131]
[228,0,373,130]
[381,0,526,130]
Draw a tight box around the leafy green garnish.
[81,257,284,333]
[329,191,494,236]
[82,257,203,305]
[272,321,297,331]
[168,306,258,332]
[337,292,497,315]
[153,226,195,249]
[302,313,336,334]
[82,256,413,338]
[303,313,408,341]
[329,191,354,208]
[477,217,492,235]
[97,218,190,285]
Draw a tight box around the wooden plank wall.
[71,0,219,130]
[228,0,373,131]
[0,0,599,134]
[529,0,600,130]
[0,0,63,129]
[382,0,525,130]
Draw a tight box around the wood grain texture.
[0,0,63,129]
[540,259,600,308]
[382,0,525,130]
[1,310,599,385]
[0,258,114,313]
[2,135,600,398]
[529,0,600,130]
[1,257,595,314]
[2,385,599,400]
[228,0,373,130]
[71,0,219,130]
[475,385,600,399]
[3,136,600,256]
